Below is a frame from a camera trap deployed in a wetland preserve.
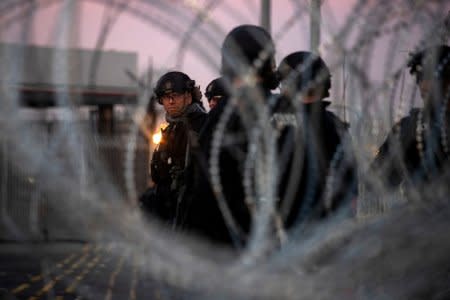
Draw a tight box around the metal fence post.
[310,0,321,54]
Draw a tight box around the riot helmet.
[408,45,450,83]
[278,51,331,99]
[205,77,229,101]
[221,25,279,90]
[153,71,202,104]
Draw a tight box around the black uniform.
[371,45,450,192]
[141,102,207,227]
[275,51,357,229]
[273,99,355,228]
[372,107,450,189]
[184,91,263,246]
[183,25,284,247]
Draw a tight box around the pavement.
[0,242,199,300]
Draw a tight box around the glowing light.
[152,131,162,145]
[151,123,168,145]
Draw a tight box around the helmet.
[154,71,196,104]
[205,77,229,101]
[407,45,450,82]
[278,51,331,99]
[221,25,279,90]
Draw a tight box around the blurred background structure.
[0,44,150,241]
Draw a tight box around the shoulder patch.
[270,113,297,130]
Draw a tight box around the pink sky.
[2,0,449,120]
[0,0,359,90]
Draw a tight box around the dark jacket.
[371,107,450,189]
[183,91,357,245]
[273,100,356,229]
[144,102,207,226]
[184,88,282,247]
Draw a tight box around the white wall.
[0,43,137,90]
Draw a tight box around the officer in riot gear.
[204,77,229,111]
[276,51,356,228]
[140,71,207,227]
[371,45,450,192]
[183,25,282,247]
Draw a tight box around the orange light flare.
[152,131,162,145]
[152,123,168,145]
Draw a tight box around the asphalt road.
[0,242,198,300]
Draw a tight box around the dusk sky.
[0,0,360,90]
[1,0,449,120]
